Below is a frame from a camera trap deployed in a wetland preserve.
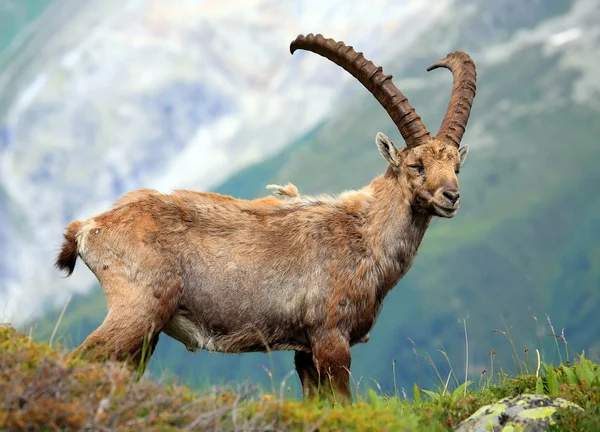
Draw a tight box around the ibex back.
[56,33,477,403]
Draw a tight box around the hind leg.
[73,276,181,374]
[73,306,162,372]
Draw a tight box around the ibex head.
[374,131,468,218]
[290,34,476,218]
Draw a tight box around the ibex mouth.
[433,202,459,218]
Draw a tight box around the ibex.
[55,33,476,403]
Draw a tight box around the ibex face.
[375,133,469,218]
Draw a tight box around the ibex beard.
[55,33,477,404]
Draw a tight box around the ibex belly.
[163,314,220,352]
[163,311,310,354]
[163,264,327,354]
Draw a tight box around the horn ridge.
[290,33,430,147]
[427,51,477,147]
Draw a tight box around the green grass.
[2,321,599,431]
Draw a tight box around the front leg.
[312,332,352,404]
[294,350,320,399]
[294,332,352,404]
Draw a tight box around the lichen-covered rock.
[455,393,583,432]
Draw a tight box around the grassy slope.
[2,325,599,431]
[31,24,600,398]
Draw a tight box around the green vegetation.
[1,324,599,430]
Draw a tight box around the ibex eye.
[408,164,424,175]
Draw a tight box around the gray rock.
[455,393,583,432]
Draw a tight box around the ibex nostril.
[443,191,460,204]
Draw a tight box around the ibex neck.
[364,170,432,294]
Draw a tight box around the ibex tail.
[55,220,84,277]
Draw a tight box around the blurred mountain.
[6,0,600,397]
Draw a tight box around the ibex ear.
[375,132,399,166]
[459,145,469,167]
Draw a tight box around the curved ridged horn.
[427,52,477,148]
[290,33,430,148]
